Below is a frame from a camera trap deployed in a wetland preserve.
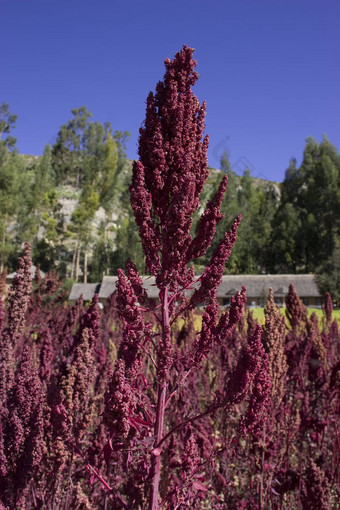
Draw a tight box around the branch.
[155,400,226,450]
[165,367,194,408]
[85,464,128,508]
[159,446,227,508]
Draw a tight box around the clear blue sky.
[2,0,339,182]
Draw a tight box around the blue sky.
[2,0,339,182]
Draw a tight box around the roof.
[69,274,320,302]
[69,283,101,301]
[7,265,46,280]
[97,276,117,299]
[217,274,320,298]
[98,275,159,300]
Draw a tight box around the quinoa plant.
[102,45,253,509]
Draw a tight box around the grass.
[170,307,339,331]
[248,307,340,325]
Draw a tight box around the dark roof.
[69,283,101,301]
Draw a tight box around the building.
[3,266,46,297]
[217,274,320,307]
[69,274,321,308]
[68,282,101,303]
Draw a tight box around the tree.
[268,202,302,273]
[51,108,131,278]
[269,140,340,274]
[224,169,277,274]
[98,132,118,212]
[13,146,63,273]
[18,146,56,239]
[111,215,144,274]
[52,106,93,185]
[0,102,17,149]
[0,147,23,271]
[280,157,300,204]
[315,240,340,306]
[31,145,55,205]
[230,169,258,272]
[82,120,108,185]
[298,136,340,271]
[69,186,99,282]
[88,235,113,282]
[267,158,302,273]
[52,107,129,191]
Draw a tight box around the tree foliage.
[0,102,17,149]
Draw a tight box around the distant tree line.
[0,102,339,301]
[0,103,133,284]
[200,137,340,303]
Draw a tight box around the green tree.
[0,102,17,149]
[14,146,62,269]
[88,237,114,282]
[111,215,145,274]
[52,107,129,192]
[51,107,131,280]
[225,169,277,274]
[82,121,108,185]
[315,240,340,306]
[0,106,23,270]
[267,158,302,273]
[0,152,22,270]
[268,202,302,273]
[52,106,93,185]
[280,157,300,204]
[274,138,340,273]
[31,145,55,206]
[68,186,100,282]
[231,169,260,273]
[298,136,340,271]
[98,132,118,212]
